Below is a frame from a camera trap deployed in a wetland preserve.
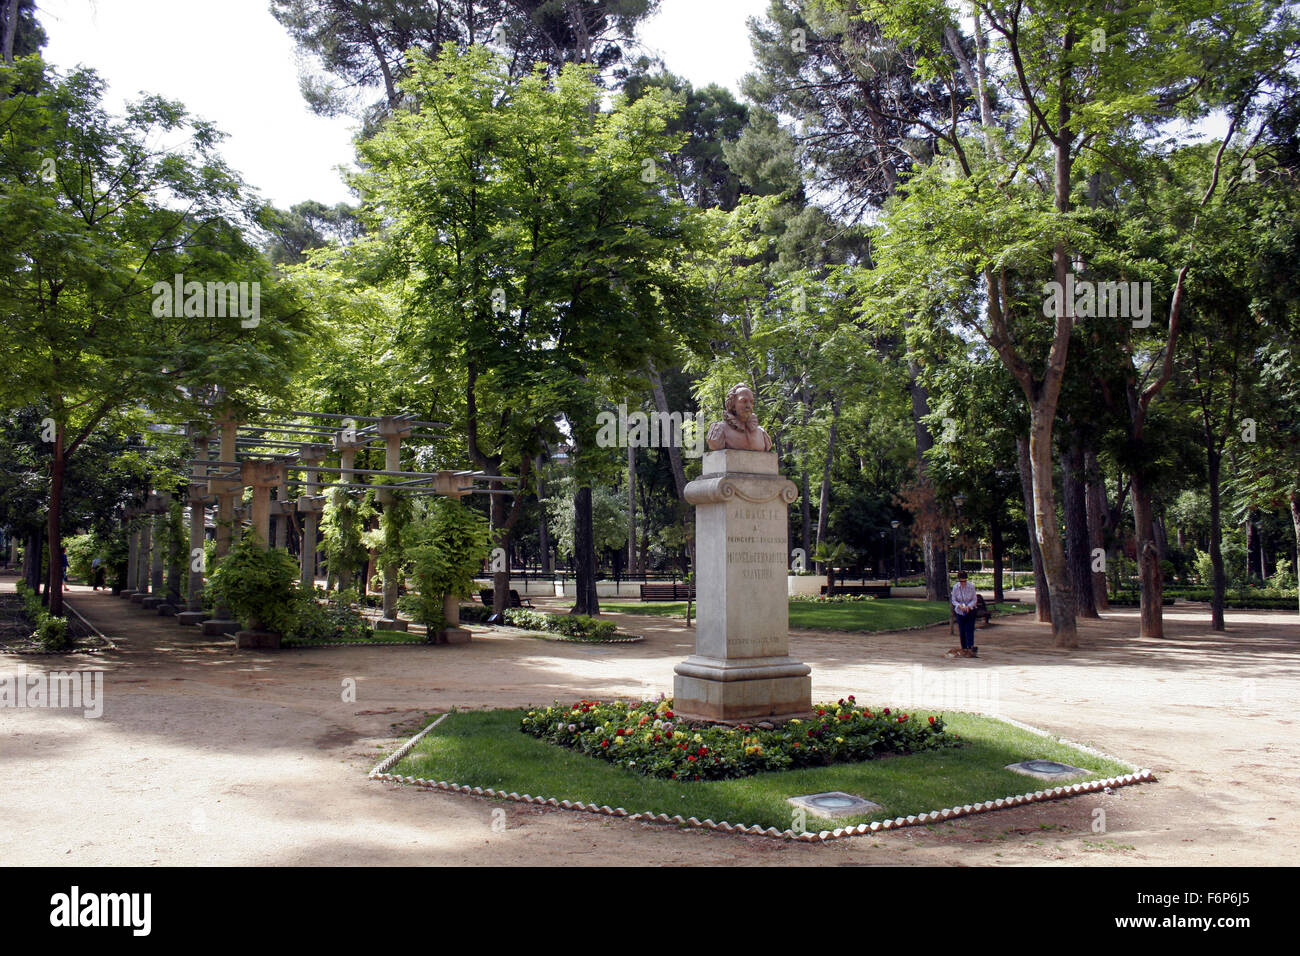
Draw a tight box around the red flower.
[928,716,935,725]
[664,711,674,718]
[883,708,890,715]
[698,747,708,756]
[897,716,907,723]
[837,698,845,705]
[687,755,697,762]
[601,739,610,748]
[665,731,673,739]
[848,695,856,702]
[817,709,826,716]
[838,714,851,721]
[654,734,662,742]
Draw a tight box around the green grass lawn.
[592,598,1032,632]
[390,708,1132,831]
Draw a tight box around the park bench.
[820,584,892,597]
[639,583,695,601]
[478,588,534,609]
[950,594,993,633]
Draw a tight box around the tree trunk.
[991,511,1004,603]
[2,0,19,64]
[1131,470,1164,638]
[1017,435,1052,623]
[648,362,687,500]
[24,527,42,593]
[46,424,66,617]
[1246,513,1259,583]
[1030,410,1076,645]
[572,484,599,615]
[491,487,509,617]
[1061,442,1098,617]
[1208,450,1226,630]
[627,443,637,576]
[1084,449,1109,610]
[908,363,948,600]
[536,455,551,575]
[1290,490,1300,617]
[815,398,840,553]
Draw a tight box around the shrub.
[287,588,373,642]
[16,581,70,651]
[205,537,301,634]
[502,607,618,640]
[458,603,492,623]
[63,534,98,583]
[403,498,493,628]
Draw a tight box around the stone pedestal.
[201,617,239,636]
[434,593,471,644]
[234,629,281,649]
[673,450,811,721]
[177,610,208,626]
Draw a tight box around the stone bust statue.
[706,384,773,452]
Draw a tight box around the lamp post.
[889,520,900,586]
[879,531,887,580]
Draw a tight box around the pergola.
[116,403,516,647]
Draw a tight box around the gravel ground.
[2,579,1296,866]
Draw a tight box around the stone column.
[375,416,413,631]
[332,427,366,592]
[131,500,154,604]
[123,507,140,597]
[297,447,327,590]
[243,460,285,547]
[673,449,811,721]
[428,471,472,644]
[202,414,243,636]
[273,470,290,549]
[233,460,288,649]
[142,493,169,609]
[178,485,212,626]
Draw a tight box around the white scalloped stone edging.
[368,715,1155,842]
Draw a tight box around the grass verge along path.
[389,708,1131,830]
[595,598,1031,632]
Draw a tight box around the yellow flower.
[836,736,844,743]
[693,733,703,742]
[615,736,625,745]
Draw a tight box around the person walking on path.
[951,570,978,657]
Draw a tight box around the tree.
[0,60,309,615]
[349,45,716,615]
[843,0,1298,645]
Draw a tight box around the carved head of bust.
[706,384,773,452]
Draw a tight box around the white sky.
[36,0,770,210]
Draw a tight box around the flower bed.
[521,697,957,781]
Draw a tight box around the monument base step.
[672,673,812,722]
[434,626,471,645]
[140,597,164,609]
[374,618,409,632]
[157,603,179,616]
[235,630,281,649]
[176,611,208,626]
[129,593,147,604]
[201,618,239,636]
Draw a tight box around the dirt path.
[2,581,1297,866]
